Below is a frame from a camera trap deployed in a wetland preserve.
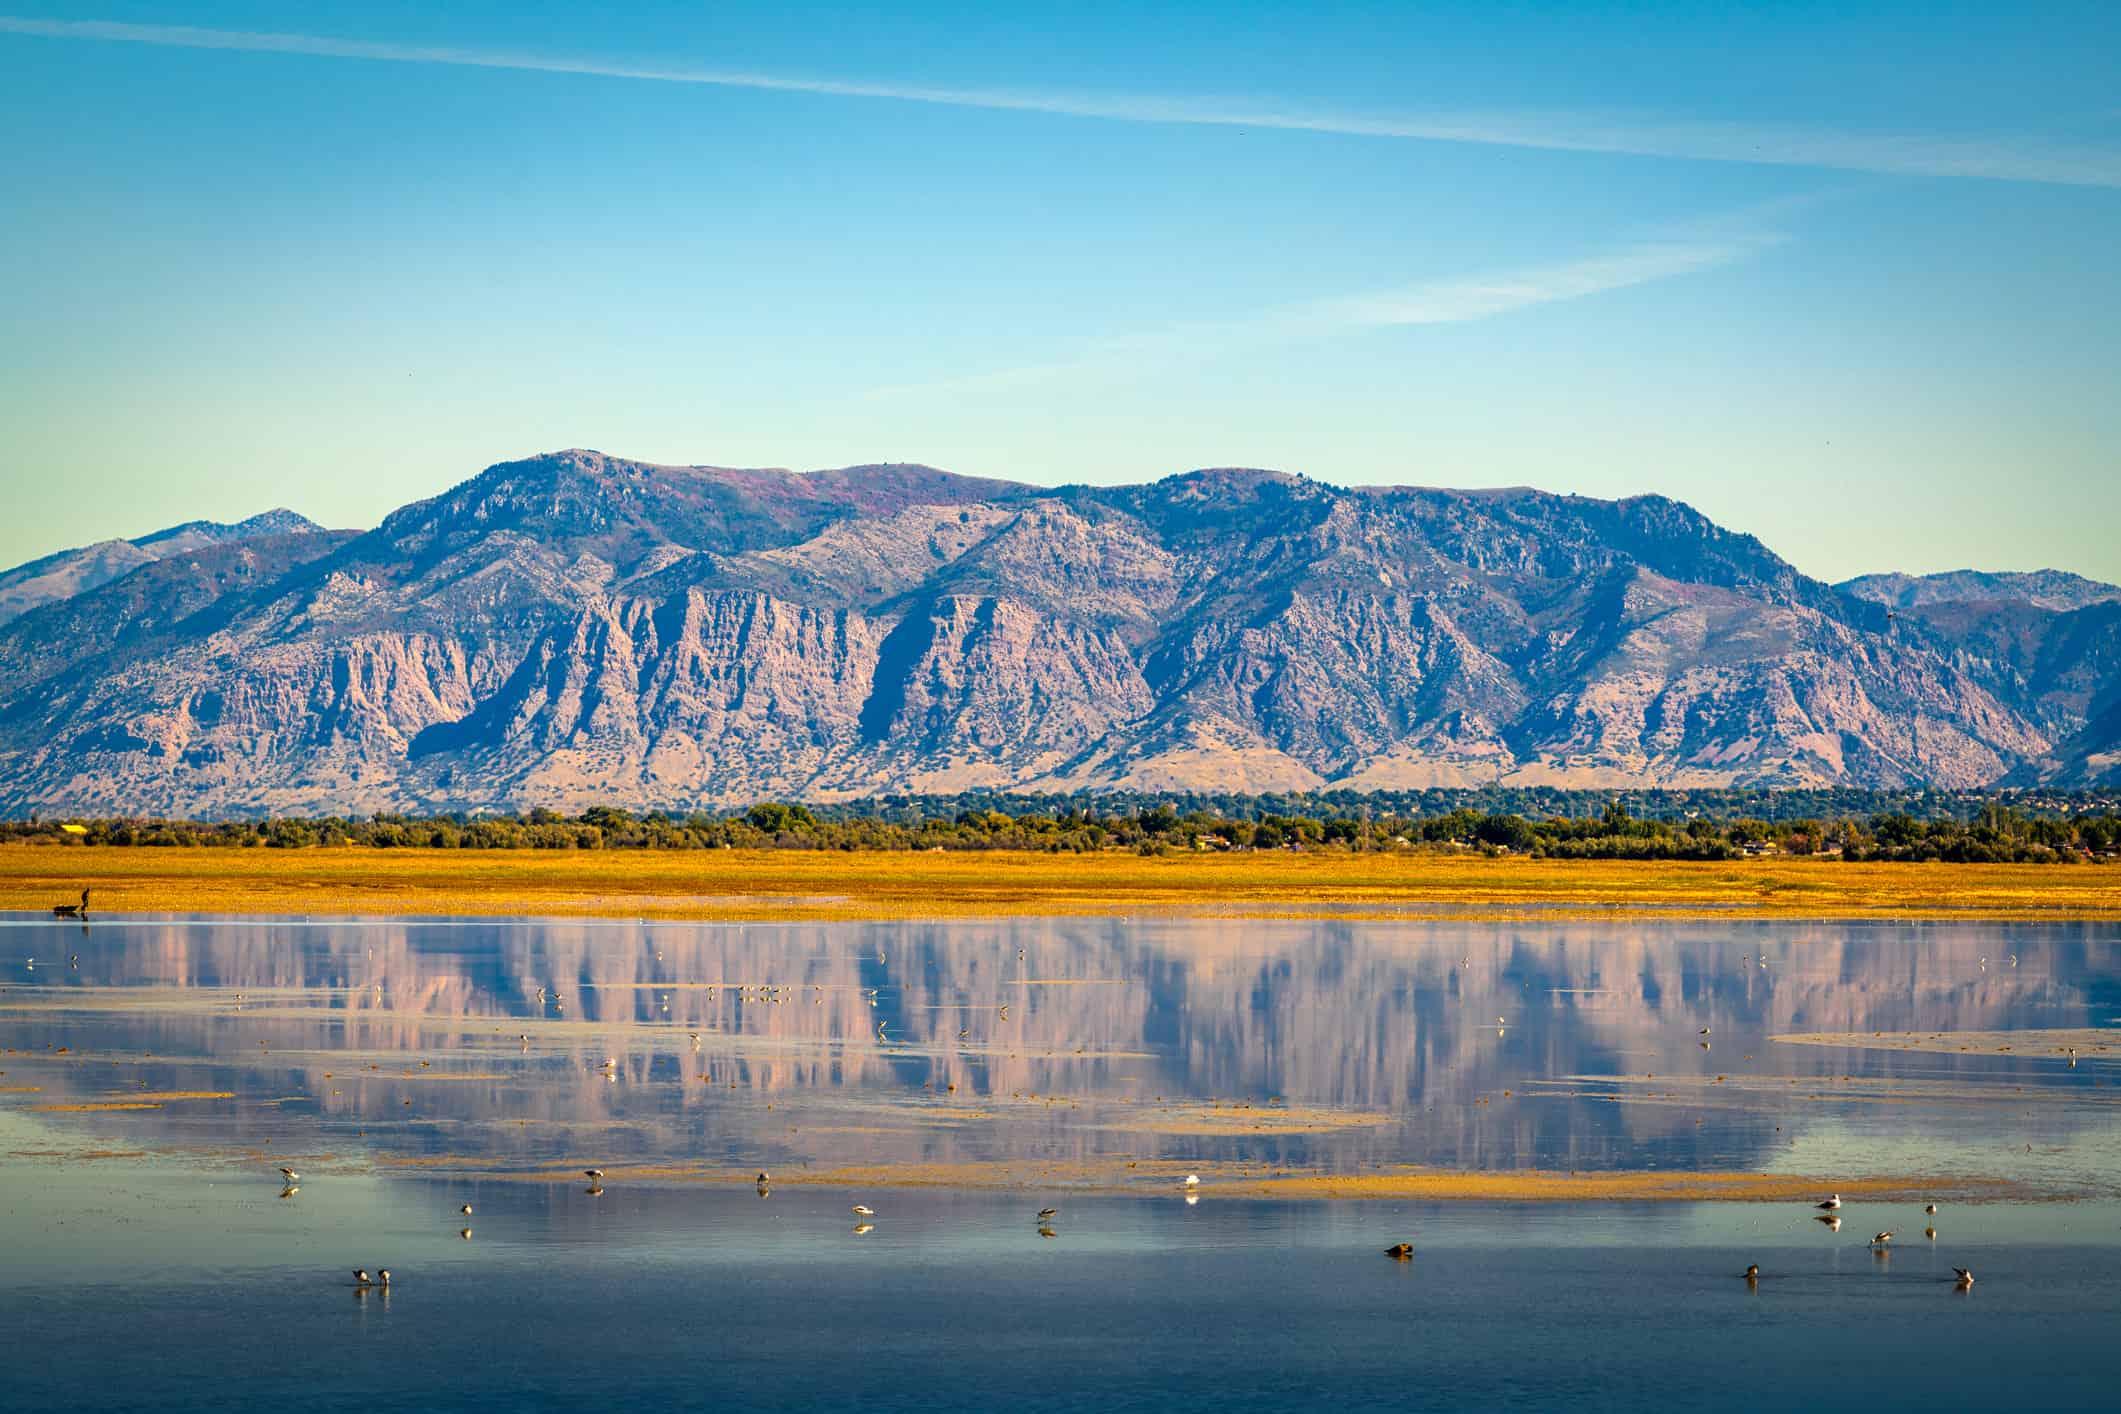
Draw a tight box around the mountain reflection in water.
[2,915,2116,1183]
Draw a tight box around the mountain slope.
[0,450,2108,814]
[0,509,320,625]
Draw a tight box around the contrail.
[6,16,2119,188]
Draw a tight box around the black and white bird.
[852,1204,875,1217]
[1742,1264,1760,1280]
[1384,1243,1414,1260]
[583,1168,605,1180]
[352,1269,372,1287]
[1924,1203,1938,1215]
[1871,1230,1895,1245]
[1815,1194,1842,1210]
[279,1166,300,1184]
[1954,1267,1975,1287]
[459,1204,473,1215]
[1037,1207,1058,1220]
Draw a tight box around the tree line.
[6,795,2118,863]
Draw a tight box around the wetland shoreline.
[5,846,2120,921]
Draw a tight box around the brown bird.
[1384,1243,1414,1260]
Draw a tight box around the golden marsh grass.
[2,844,2117,921]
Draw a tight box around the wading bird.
[279,1167,300,1184]
[1954,1267,1974,1288]
[52,889,89,919]
[1385,1243,1414,1260]
[1815,1194,1841,1210]
[1038,1207,1058,1220]
[852,1204,875,1217]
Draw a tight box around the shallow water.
[3,914,2119,1410]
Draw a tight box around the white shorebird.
[1815,1194,1841,1210]
[1182,1174,1200,1188]
[1038,1207,1058,1220]
[1699,1027,1712,1037]
[377,1269,391,1287]
[1924,1203,1938,1215]
[1870,1230,1895,1246]
[1954,1267,1975,1287]
[352,1269,372,1287]
[852,1204,875,1217]
[583,1168,605,1181]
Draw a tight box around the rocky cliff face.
[0,450,2112,814]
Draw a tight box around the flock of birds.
[1726,1193,1969,1288]
[307,1166,1215,1281]
[1376,1191,1977,1289]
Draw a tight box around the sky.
[2,1,2117,584]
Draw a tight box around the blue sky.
[2,2,2117,582]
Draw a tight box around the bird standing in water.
[1954,1268,1974,1288]
[1385,1243,1414,1260]
[1815,1194,1841,1210]
[1742,1264,1760,1282]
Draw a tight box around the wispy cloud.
[861,229,1783,398]
[7,15,2120,188]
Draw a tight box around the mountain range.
[1,449,2115,816]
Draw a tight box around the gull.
[1384,1243,1414,1260]
[1954,1267,1975,1288]
[852,1204,875,1217]
[1815,1194,1841,1210]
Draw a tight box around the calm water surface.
[3,914,2118,1410]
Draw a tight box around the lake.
[3,913,2117,1410]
